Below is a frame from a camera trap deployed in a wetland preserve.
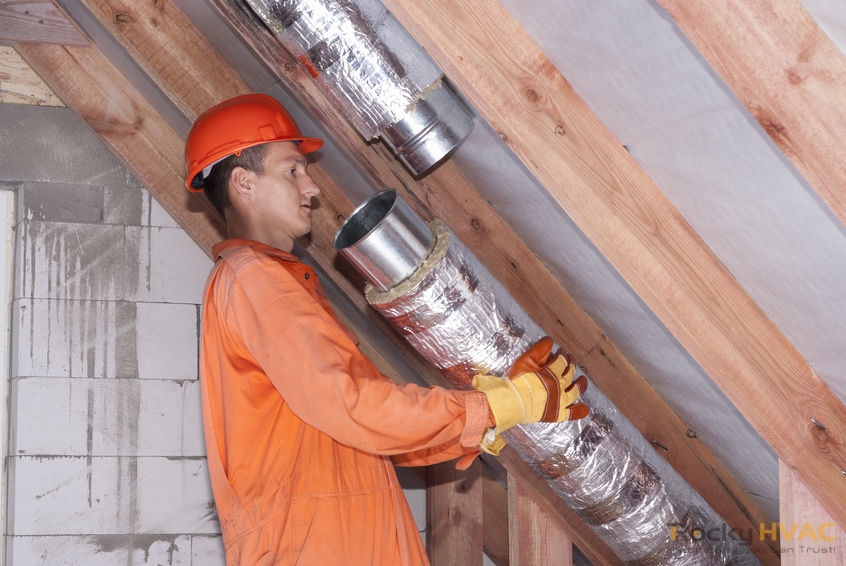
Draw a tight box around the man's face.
[250,141,320,251]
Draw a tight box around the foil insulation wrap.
[245,0,440,139]
[365,220,758,565]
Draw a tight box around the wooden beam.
[779,460,845,565]
[508,472,573,566]
[16,42,226,253]
[655,0,846,231]
[380,0,846,531]
[482,470,510,566]
[408,462,512,566]
[73,0,243,120]
[426,459,484,565]
[499,449,622,566]
[207,0,779,562]
[0,0,87,45]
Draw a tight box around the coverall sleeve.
[225,255,492,457]
[391,442,481,468]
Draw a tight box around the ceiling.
[3,0,846,564]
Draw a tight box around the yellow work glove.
[472,337,589,455]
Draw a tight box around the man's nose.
[302,169,320,198]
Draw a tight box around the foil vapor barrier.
[245,0,475,176]
[335,190,759,565]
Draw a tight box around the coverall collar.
[212,238,300,263]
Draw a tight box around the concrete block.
[15,220,126,301]
[9,377,89,455]
[134,457,218,534]
[148,193,180,228]
[0,105,130,186]
[190,535,226,565]
[104,185,181,229]
[12,298,138,378]
[10,377,205,457]
[131,534,191,566]
[12,299,199,381]
[136,302,199,379]
[18,182,103,223]
[104,185,146,227]
[5,535,131,566]
[134,379,205,457]
[6,456,133,535]
[92,378,205,457]
[125,226,211,304]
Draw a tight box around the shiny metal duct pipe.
[245,0,474,176]
[335,190,758,566]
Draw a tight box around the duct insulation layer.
[334,190,759,566]
[245,0,475,176]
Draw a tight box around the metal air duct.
[245,0,475,176]
[334,189,758,565]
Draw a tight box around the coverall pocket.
[291,496,320,557]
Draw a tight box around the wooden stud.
[508,473,573,566]
[426,459,484,566]
[779,460,845,565]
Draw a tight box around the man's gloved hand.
[472,337,589,454]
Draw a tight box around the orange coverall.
[199,239,493,565]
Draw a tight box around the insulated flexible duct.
[244,0,474,176]
[334,190,758,566]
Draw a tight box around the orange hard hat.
[185,93,323,192]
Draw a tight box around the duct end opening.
[334,189,436,291]
[379,78,475,177]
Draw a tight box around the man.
[185,93,587,565]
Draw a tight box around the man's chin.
[295,224,313,246]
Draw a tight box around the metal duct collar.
[333,189,436,291]
[379,78,475,176]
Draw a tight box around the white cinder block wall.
[1,102,222,565]
[0,103,432,565]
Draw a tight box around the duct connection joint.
[245,0,475,176]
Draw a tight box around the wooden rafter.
[380,0,846,530]
[656,0,846,230]
[16,41,225,251]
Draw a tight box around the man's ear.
[229,166,255,201]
